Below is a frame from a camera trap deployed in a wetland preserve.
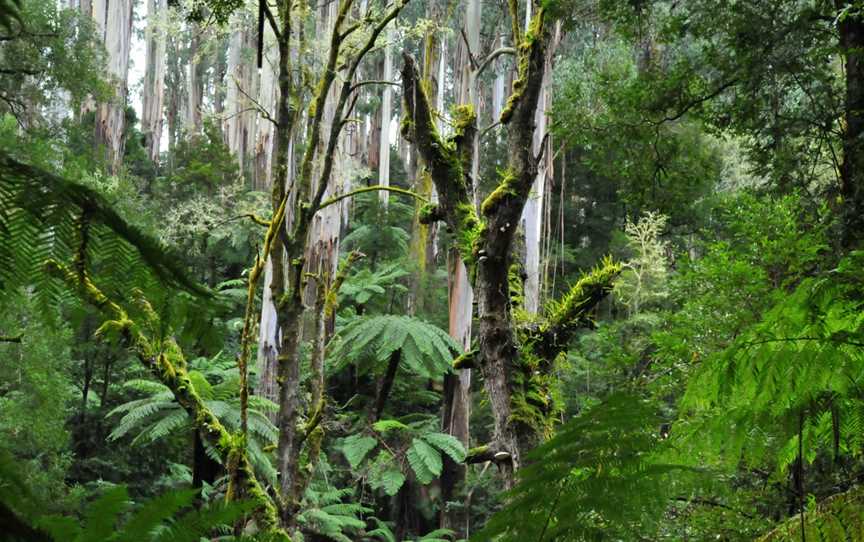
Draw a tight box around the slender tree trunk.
[142,0,167,161]
[440,0,479,530]
[837,0,864,248]
[186,24,204,134]
[521,23,559,313]
[87,0,133,174]
[379,29,393,206]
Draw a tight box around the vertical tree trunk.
[378,31,393,206]
[186,24,204,134]
[837,0,864,247]
[440,0,480,532]
[142,0,167,161]
[521,23,559,313]
[88,0,133,174]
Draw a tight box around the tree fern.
[341,423,467,496]
[0,151,211,303]
[473,393,696,541]
[106,359,279,483]
[679,251,864,472]
[406,439,443,484]
[341,434,378,469]
[296,475,371,542]
[328,315,460,380]
[33,485,254,542]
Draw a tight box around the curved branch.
[317,184,426,211]
[476,46,516,77]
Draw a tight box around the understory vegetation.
[4,0,864,540]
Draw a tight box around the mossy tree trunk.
[235,0,410,530]
[401,2,620,487]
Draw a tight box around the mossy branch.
[44,260,285,537]
[400,53,482,266]
[534,258,622,356]
[466,443,512,464]
[453,348,477,370]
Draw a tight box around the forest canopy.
[3,0,864,540]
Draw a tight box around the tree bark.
[142,0,167,161]
[837,1,864,248]
[88,0,133,174]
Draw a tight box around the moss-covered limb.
[306,0,410,217]
[534,258,621,357]
[294,0,354,208]
[506,0,521,47]
[465,443,512,464]
[44,260,285,537]
[499,7,545,126]
[452,348,477,370]
[0,334,22,343]
[273,5,412,517]
[400,53,482,267]
[237,194,290,441]
[324,250,363,319]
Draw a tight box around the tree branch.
[261,0,282,42]
[44,260,283,535]
[534,258,621,359]
[476,46,516,77]
[317,184,426,211]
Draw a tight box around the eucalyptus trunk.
[142,0,167,161]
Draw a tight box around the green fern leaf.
[341,434,378,468]
[421,433,467,463]
[407,438,442,484]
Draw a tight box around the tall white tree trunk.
[255,12,287,408]
[185,25,203,134]
[520,22,560,314]
[142,0,167,161]
[224,12,259,177]
[378,30,393,207]
[86,0,133,173]
[440,0,480,533]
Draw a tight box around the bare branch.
[476,46,516,77]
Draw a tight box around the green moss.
[399,115,414,141]
[508,263,525,310]
[481,169,518,216]
[418,201,440,223]
[540,256,621,336]
[499,9,545,124]
[451,104,476,136]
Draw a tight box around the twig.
[232,76,278,127]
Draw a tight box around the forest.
[4,0,864,540]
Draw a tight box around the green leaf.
[372,419,410,433]
[407,438,443,484]
[341,434,378,468]
[421,432,467,463]
[370,468,406,496]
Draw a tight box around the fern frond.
[0,152,212,302]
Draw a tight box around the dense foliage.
[4,0,864,540]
